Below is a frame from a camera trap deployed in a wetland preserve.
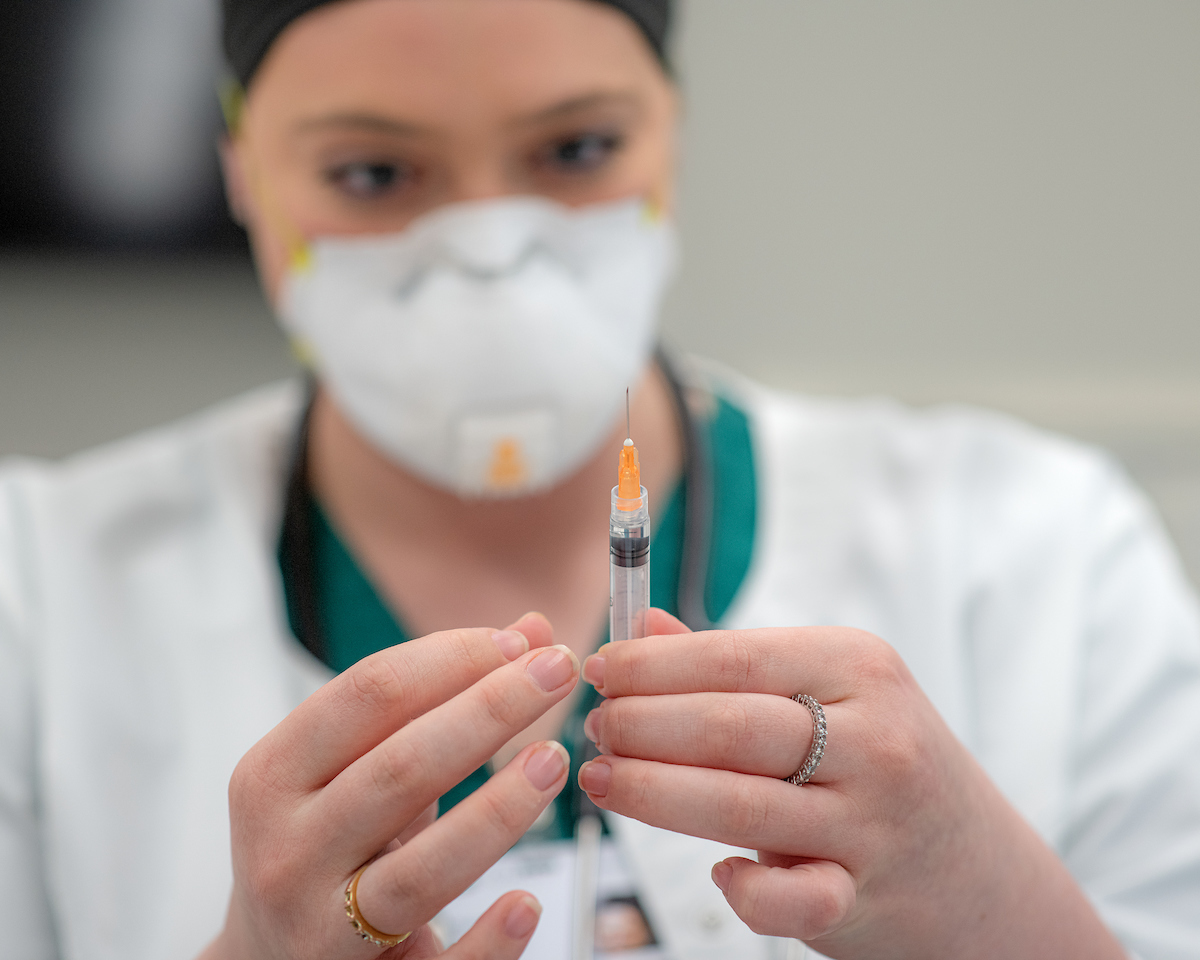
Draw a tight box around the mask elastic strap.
[243,156,314,274]
[220,77,314,274]
[642,176,672,223]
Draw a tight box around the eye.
[545,131,624,172]
[325,161,411,199]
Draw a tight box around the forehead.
[247,0,661,127]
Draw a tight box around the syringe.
[608,431,650,647]
[573,391,650,960]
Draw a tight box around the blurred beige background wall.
[666,1,1199,401]
[1,0,1198,569]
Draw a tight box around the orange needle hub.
[617,439,642,507]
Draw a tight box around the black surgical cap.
[222,0,674,89]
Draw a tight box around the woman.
[2,1,1198,958]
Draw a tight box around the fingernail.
[583,707,600,744]
[527,645,577,692]
[505,894,542,939]
[583,654,605,688]
[524,742,568,791]
[712,861,733,895]
[492,630,528,661]
[578,758,611,798]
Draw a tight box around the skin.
[209,0,1129,957]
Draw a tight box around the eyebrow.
[292,90,641,139]
[510,90,642,127]
[292,113,429,138]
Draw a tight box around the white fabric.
[2,368,1199,960]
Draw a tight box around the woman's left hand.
[577,610,1126,960]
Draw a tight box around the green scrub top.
[281,394,757,840]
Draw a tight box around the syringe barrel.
[610,486,650,645]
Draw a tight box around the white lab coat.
[2,366,1199,960]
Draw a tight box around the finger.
[583,627,888,701]
[255,627,533,792]
[355,741,567,937]
[443,891,542,959]
[505,611,556,649]
[321,647,577,858]
[712,856,855,941]
[644,608,692,636]
[578,755,846,857]
[585,692,842,781]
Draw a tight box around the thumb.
[711,856,855,941]
[436,891,541,959]
[645,608,692,636]
[503,612,555,649]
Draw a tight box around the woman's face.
[224,0,679,301]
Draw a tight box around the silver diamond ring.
[785,694,827,785]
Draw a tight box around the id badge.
[433,837,669,959]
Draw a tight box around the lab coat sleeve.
[0,469,59,958]
[1059,461,1200,960]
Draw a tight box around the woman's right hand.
[198,612,578,960]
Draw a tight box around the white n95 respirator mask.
[279,195,677,498]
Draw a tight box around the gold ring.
[345,863,413,948]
